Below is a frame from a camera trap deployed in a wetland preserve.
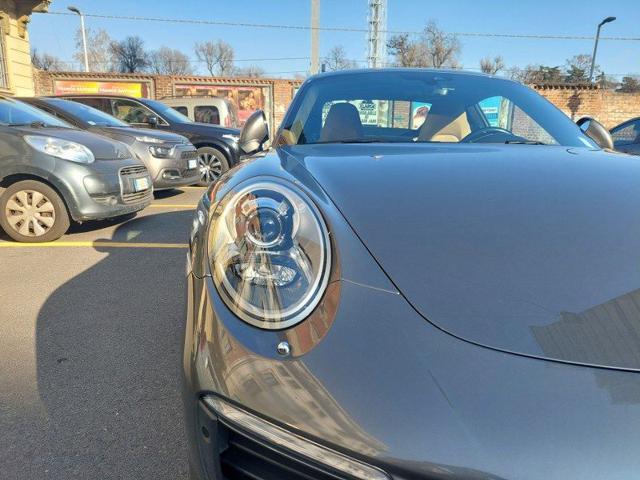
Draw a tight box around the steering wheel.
[461,127,512,143]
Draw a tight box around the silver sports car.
[183,69,640,480]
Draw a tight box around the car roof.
[308,67,494,80]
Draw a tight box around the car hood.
[14,126,132,160]
[93,126,188,144]
[283,143,640,371]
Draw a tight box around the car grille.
[218,423,345,480]
[122,190,152,205]
[120,165,148,176]
[181,150,198,160]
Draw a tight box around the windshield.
[281,71,595,148]
[47,98,129,127]
[0,98,71,128]
[143,99,193,124]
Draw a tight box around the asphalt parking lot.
[0,186,206,480]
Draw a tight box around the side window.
[194,106,220,124]
[173,106,188,117]
[611,121,640,146]
[72,97,109,113]
[111,99,155,124]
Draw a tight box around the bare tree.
[387,34,429,67]
[110,36,149,73]
[31,48,65,71]
[148,47,192,75]
[74,28,114,72]
[194,40,235,76]
[565,54,598,83]
[508,64,563,84]
[479,55,505,75]
[618,76,640,93]
[387,21,460,69]
[323,46,357,71]
[423,21,461,68]
[235,65,265,78]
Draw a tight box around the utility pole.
[367,0,387,68]
[589,16,616,82]
[68,5,89,72]
[310,0,320,74]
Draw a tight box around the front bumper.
[132,143,200,190]
[54,158,152,221]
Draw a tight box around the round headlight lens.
[208,181,331,329]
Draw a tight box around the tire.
[0,180,70,243]
[196,146,229,187]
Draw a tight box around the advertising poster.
[410,102,431,129]
[174,84,267,125]
[53,80,147,97]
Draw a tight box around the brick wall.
[533,84,640,129]
[33,70,303,128]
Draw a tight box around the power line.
[40,11,640,41]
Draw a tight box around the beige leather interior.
[420,112,471,143]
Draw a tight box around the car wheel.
[0,180,70,243]
[196,147,229,186]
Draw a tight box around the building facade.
[0,0,49,96]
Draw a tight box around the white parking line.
[0,241,188,249]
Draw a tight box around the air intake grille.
[219,424,345,480]
[122,190,152,205]
[120,165,148,177]
[181,150,198,160]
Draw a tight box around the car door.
[611,119,640,155]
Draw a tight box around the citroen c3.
[0,97,152,243]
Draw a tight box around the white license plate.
[188,159,198,170]
[133,177,150,192]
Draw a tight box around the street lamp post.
[68,5,89,72]
[589,16,616,83]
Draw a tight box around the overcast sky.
[29,0,640,78]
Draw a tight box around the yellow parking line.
[0,241,188,249]
[179,186,207,190]
[148,204,197,208]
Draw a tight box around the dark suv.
[0,97,152,243]
[60,95,241,186]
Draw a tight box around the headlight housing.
[24,135,95,164]
[148,145,173,158]
[208,181,331,329]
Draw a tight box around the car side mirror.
[239,110,269,156]
[577,117,613,150]
[146,115,159,127]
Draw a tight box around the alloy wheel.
[4,190,56,237]
[198,151,223,184]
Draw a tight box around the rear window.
[194,105,220,124]
[173,106,188,117]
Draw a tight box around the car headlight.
[208,181,331,329]
[148,145,173,158]
[135,135,164,144]
[24,135,95,164]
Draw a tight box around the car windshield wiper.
[8,121,67,128]
[504,140,547,145]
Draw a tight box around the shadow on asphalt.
[153,188,186,200]
[33,210,192,479]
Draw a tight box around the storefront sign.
[53,80,147,97]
